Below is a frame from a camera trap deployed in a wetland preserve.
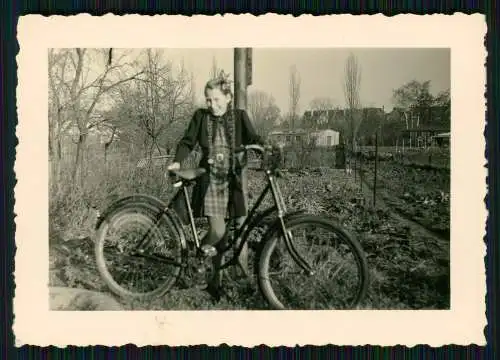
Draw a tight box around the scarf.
[206,107,236,176]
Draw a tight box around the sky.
[79,47,450,114]
[156,47,450,113]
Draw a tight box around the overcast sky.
[155,47,450,113]
[81,47,450,114]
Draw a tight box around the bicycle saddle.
[170,168,206,181]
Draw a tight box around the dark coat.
[172,108,264,221]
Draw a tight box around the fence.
[50,136,450,239]
[128,146,341,171]
[347,139,451,238]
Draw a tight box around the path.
[359,174,449,242]
[355,172,450,277]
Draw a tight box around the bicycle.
[94,144,369,310]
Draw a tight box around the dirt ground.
[49,167,450,310]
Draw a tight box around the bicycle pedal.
[200,244,218,257]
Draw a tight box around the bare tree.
[114,49,194,159]
[48,48,144,183]
[247,90,281,137]
[210,56,219,79]
[140,49,168,157]
[343,52,362,151]
[190,71,197,106]
[48,49,73,162]
[289,65,301,129]
[103,125,117,162]
[163,59,195,149]
[308,97,338,129]
[309,97,336,112]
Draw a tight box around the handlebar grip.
[234,145,247,153]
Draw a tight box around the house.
[310,129,340,147]
[302,109,346,131]
[303,107,386,136]
[399,127,450,149]
[431,132,450,147]
[268,129,309,147]
[269,128,340,147]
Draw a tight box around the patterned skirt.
[204,122,231,218]
[204,180,229,218]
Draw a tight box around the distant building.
[269,128,339,147]
[268,129,309,147]
[399,127,450,149]
[302,109,346,131]
[431,132,450,147]
[310,129,340,147]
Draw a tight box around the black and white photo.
[47,47,452,312]
[14,14,486,347]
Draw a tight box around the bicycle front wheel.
[95,203,184,300]
[257,215,369,310]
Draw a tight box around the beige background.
[14,14,487,346]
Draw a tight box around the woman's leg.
[235,216,249,277]
[204,216,226,247]
[204,216,226,288]
[236,165,250,276]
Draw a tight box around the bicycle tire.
[223,208,310,285]
[95,202,184,300]
[257,214,369,310]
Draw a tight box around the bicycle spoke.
[96,205,184,298]
[258,216,368,310]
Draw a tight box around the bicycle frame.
[128,145,314,275]
[172,167,286,264]
[217,173,286,270]
[171,145,314,274]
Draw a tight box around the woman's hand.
[167,162,181,171]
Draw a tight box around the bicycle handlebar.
[234,144,285,176]
[235,143,284,155]
[235,144,266,154]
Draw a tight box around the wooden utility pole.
[373,131,378,207]
[233,47,252,275]
[234,48,252,110]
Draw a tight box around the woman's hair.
[204,70,233,98]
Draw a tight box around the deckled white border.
[14,13,487,347]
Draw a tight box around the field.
[49,151,450,310]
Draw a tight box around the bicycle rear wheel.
[257,215,369,310]
[95,203,184,300]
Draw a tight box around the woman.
[167,71,264,298]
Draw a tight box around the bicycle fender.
[287,209,309,218]
[95,194,188,250]
[95,194,167,229]
[253,210,310,274]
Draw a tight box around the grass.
[49,150,450,310]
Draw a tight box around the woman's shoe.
[204,279,226,302]
[205,285,223,302]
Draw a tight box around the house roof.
[310,129,339,134]
[432,132,451,138]
[269,129,309,135]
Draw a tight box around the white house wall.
[311,130,340,146]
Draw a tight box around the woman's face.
[205,87,231,116]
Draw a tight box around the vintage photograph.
[48,47,451,311]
